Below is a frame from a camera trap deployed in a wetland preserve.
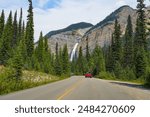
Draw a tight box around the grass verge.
[0,66,69,95]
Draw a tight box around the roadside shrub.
[97,72,115,80]
[124,67,136,80]
[145,67,150,86]
[114,62,126,79]
[0,67,16,94]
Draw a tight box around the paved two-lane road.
[0,76,150,100]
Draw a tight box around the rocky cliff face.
[45,5,150,56]
[79,5,150,53]
[46,22,93,55]
[79,5,137,54]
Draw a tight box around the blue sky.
[0,0,149,41]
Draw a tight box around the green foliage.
[0,10,5,38]
[97,72,115,80]
[135,0,147,51]
[123,15,134,68]
[25,0,34,57]
[113,61,126,79]
[36,32,44,62]
[91,45,105,76]
[62,44,70,75]
[145,67,150,86]
[124,67,136,80]
[54,42,62,76]
[0,11,13,65]
[76,46,85,74]
[0,67,60,95]
[135,48,147,78]
[86,38,90,61]
[11,51,23,80]
[12,11,18,48]
[74,45,106,76]
[18,8,23,42]
[113,19,122,63]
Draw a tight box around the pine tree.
[44,37,49,52]
[12,45,23,81]
[77,46,84,74]
[0,10,5,39]
[92,45,105,76]
[108,20,122,72]
[0,11,13,65]
[18,8,23,42]
[62,44,70,75]
[25,0,34,57]
[86,37,90,61]
[106,45,113,72]
[12,11,18,48]
[123,15,133,68]
[134,0,147,78]
[107,34,116,72]
[135,48,147,78]
[37,32,44,62]
[43,37,52,73]
[113,19,122,63]
[135,0,147,51]
[54,42,62,75]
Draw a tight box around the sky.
[0,0,149,41]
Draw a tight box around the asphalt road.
[0,76,150,100]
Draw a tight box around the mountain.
[46,22,93,38]
[79,5,137,53]
[45,5,150,56]
[79,5,150,53]
[45,22,93,55]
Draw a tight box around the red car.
[85,73,92,78]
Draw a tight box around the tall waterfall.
[70,43,79,61]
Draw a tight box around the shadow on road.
[109,82,149,90]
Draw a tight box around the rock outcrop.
[79,5,150,53]
[45,22,93,55]
[45,5,150,56]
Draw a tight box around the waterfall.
[70,43,79,61]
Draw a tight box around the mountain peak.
[86,5,135,34]
[45,22,93,38]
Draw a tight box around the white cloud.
[34,0,118,41]
[116,0,126,7]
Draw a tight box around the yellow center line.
[56,79,83,100]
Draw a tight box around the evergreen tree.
[92,45,105,76]
[134,0,147,78]
[113,19,122,63]
[123,15,134,68]
[18,36,27,64]
[12,45,23,81]
[108,20,122,72]
[18,8,23,42]
[134,0,147,51]
[54,42,62,75]
[43,38,52,73]
[36,32,44,62]
[86,37,90,61]
[62,44,70,75]
[25,0,34,57]
[44,37,49,52]
[0,11,13,65]
[135,48,147,78]
[77,46,84,74]
[12,11,18,48]
[106,45,113,72]
[108,34,116,72]
[0,10,5,39]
